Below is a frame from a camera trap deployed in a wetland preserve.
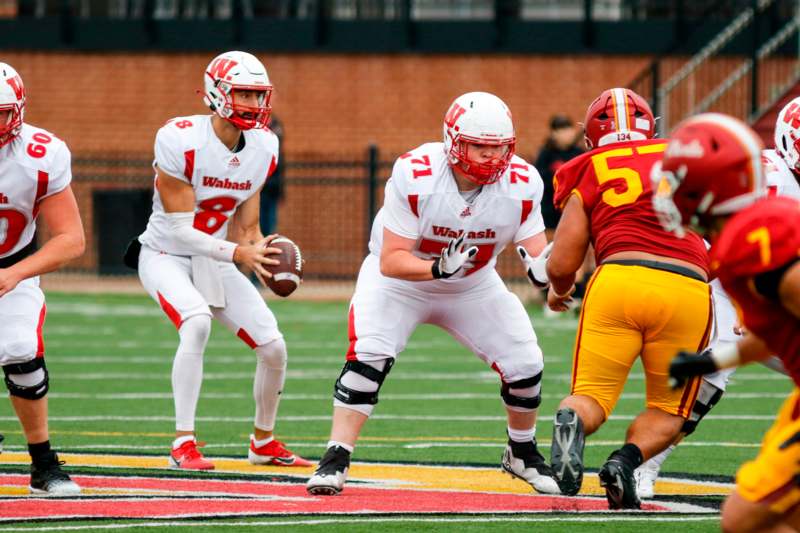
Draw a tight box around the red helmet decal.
[207,58,238,82]
[6,75,23,101]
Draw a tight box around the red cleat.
[169,440,215,470]
[248,435,312,467]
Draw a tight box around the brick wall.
[3,52,649,275]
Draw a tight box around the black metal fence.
[67,147,527,282]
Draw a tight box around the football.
[264,236,303,297]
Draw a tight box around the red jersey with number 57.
[553,138,708,273]
[139,114,278,256]
[711,196,800,385]
[0,123,71,259]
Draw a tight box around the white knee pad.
[178,314,212,353]
[256,337,287,369]
[0,316,38,360]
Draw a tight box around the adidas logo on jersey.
[229,156,240,168]
[0,192,7,204]
[459,206,472,218]
[202,176,253,191]
[432,225,496,240]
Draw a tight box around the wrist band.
[710,343,741,369]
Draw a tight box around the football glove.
[668,350,718,389]
[432,234,478,279]
[517,242,553,289]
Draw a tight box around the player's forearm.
[380,250,434,281]
[167,212,237,262]
[736,334,773,365]
[548,269,576,297]
[9,232,85,280]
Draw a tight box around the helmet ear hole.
[710,138,720,152]
[782,135,789,152]
[598,112,609,120]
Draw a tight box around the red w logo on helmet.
[208,58,238,81]
[444,103,467,129]
[6,75,23,100]
[783,102,800,129]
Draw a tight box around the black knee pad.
[681,382,724,436]
[3,358,49,400]
[501,372,542,410]
[334,358,394,405]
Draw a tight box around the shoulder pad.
[15,124,68,171]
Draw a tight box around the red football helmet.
[583,88,655,149]
[652,113,765,237]
[0,62,25,149]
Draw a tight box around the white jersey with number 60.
[0,123,71,259]
[369,142,545,292]
[139,114,279,255]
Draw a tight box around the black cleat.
[501,438,561,494]
[30,451,81,495]
[306,445,351,496]
[598,454,641,510]
[550,407,585,496]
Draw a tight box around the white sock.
[253,338,288,431]
[252,435,274,448]
[327,440,354,453]
[508,426,536,443]
[173,435,195,449]
[172,315,211,432]
[644,444,674,470]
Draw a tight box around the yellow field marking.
[0,452,731,497]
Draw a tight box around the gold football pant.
[570,262,712,419]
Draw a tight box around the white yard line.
[0,516,719,531]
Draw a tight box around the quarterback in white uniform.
[635,97,800,498]
[133,51,308,470]
[307,92,560,496]
[0,63,84,494]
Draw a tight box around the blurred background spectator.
[533,114,584,241]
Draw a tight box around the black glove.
[669,350,718,389]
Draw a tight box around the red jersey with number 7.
[711,196,800,385]
[553,138,708,273]
[138,114,279,256]
[0,123,72,258]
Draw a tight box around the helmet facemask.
[448,135,515,186]
[214,82,272,130]
[0,102,22,149]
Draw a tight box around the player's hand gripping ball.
[265,236,303,297]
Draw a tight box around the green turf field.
[0,291,791,532]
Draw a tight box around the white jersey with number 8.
[139,114,279,255]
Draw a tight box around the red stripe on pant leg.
[491,362,506,382]
[570,266,602,394]
[157,291,183,330]
[345,304,358,361]
[237,328,258,349]
[678,284,714,417]
[35,302,47,358]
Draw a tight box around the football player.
[544,88,712,509]
[657,112,800,533]
[306,92,560,496]
[130,51,308,469]
[634,99,800,499]
[0,63,84,494]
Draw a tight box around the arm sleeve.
[381,173,419,240]
[154,126,189,183]
[167,212,238,262]
[753,258,800,301]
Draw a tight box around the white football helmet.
[443,92,516,185]
[774,96,800,174]
[0,63,25,149]
[203,51,272,130]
